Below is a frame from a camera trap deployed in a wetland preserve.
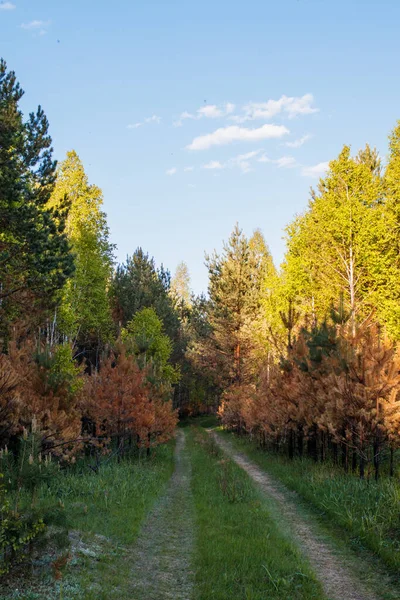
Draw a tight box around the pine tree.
[122,307,179,390]
[0,59,74,333]
[110,249,179,341]
[83,348,177,453]
[193,225,270,391]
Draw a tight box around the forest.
[1,58,400,599]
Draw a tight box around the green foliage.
[0,429,60,495]
[50,151,114,351]
[280,141,400,341]
[0,59,74,332]
[194,225,274,390]
[48,344,83,397]
[110,248,180,341]
[0,473,45,576]
[34,343,84,399]
[122,307,180,386]
[0,442,175,597]
[217,459,253,503]
[0,428,71,575]
[379,121,400,340]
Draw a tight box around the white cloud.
[274,156,297,169]
[197,103,235,119]
[187,123,289,151]
[203,160,224,170]
[184,166,194,172]
[231,94,318,123]
[188,183,196,188]
[166,167,177,176]
[0,2,16,10]
[21,20,49,30]
[202,150,262,174]
[197,105,224,119]
[145,114,161,124]
[235,150,261,161]
[127,115,161,129]
[258,154,298,169]
[176,103,236,126]
[180,110,195,120]
[301,161,329,178]
[231,150,262,173]
[285,134,312,148]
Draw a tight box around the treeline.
[0,57,214,467]
[192,133,400,480]
[2,51,400,503]
[0,58,222,573]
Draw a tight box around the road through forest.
[128,428,382,600]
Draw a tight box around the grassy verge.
[188,426,325,600]
[219,430,400,572]
[0,442,175,600]
[219,429,400,592]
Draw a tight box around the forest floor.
[2,423,400,599]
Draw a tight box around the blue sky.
[1,0,400,294]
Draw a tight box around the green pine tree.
[0,59,74,334]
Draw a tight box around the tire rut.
[210,431,378,600]
[130,430,194,600]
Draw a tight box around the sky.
[1,0,400,294]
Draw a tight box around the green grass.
[220,430,400,575]
[0,442,175,599]
[47,444,175,544]
[188,426,325,600]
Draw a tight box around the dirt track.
[210,431,378,600]
[130,430,194,600]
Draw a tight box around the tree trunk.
[288,431,294,460]
[373,438,380,482]
[297,426,304,458]
[360,452,365,479]
[332,441,338,465]
[341,442,348,472]
[307,426,318,462]
[390,447,394,477]
[320,431,326,463]
[146,432,151,457]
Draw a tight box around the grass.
[219,430,400,600]
[188,426,325,600]
[219,429,400,587]
[48,445,175,544]
[0,442,175,600]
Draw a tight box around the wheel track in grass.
[129,430,194,600]
[209,430,379,600]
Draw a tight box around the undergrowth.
[0,441,175,599]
